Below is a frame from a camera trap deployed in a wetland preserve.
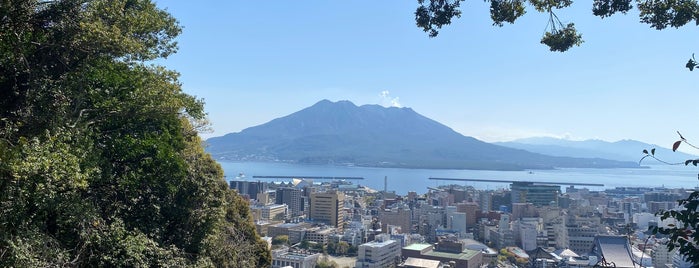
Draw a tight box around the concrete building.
[257,204,288,221]
[402,241,483,268]
[277,187,304,217]
[516,219,539,251]
[479,191,492,211]
[400,257,440,268]
[446,208,467,237]
[510,182,560,206]
[651,239,675,268]
[378,205,412,233]
[304,227,334,245]
[230,180,267,200]
[271,248,320,268]
[511,203,537,220]
[355,234,401,268]
[648,201,676,214]
[310,191,345,229]
[267,222,314,244]
[456,202,479,229]
[566,224,599,255]
[565,215,603,255]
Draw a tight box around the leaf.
[673,140,682,152]
[687,58,696,71]
[651,148,656,156]
[693,160,698,166]
[686,160,693,166]
[643,149,649,154]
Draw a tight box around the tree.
[315,255,339,268]
[336,241,350,256]
[414,0,698,59]
[273,235,290,246]
[0,0,270,266]
[642,133,699,264]
[299,239,311,249]
[327,239,337,255]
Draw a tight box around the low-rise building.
[271,247,320,268]
[402,242,482,268]
[355,234,401,268]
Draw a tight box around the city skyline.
[156,1,699,148]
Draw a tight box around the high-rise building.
[230,180,267,200]
[510,182,560,206]
[309,191,345,229]
[276,187,303,217]
[648,201,676,214]
[479,191,492,211]
[457,202,479,229]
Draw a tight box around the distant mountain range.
[205,100,640,171]
[495,137,697,164]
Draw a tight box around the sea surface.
[218,161,699,195]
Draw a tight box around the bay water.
[218,161,699,195]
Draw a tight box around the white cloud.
[379,90,402,108]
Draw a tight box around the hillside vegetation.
[0,0,270,266]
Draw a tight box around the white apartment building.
[355,234,401,268]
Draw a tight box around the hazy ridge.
[495,137,698,164]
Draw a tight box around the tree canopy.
[415,0,699,54]
[0,0,270,266]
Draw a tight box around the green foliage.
[651,191,699,264]
[415,0,464,37]
[642,132,699,265]
[638,0,699,30]
[490,0,526,27]
[336,241,350,256]
[528,0,574,12]
[592,0,634,18]
[273,235,290,245]
[300,239,311,249]
[0,0,270,266]
[540,23,583,52]
[414,0,697,55]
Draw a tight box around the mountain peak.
[206,101,640,170]
[311,99,357,108]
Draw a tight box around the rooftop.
[403,243,433,252]
[423,248,480,261]
[403,257,441,268]
[593,235,636,268]
[361,238,397,248]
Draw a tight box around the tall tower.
[384,176,387,193]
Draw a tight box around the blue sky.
[156,1,699,149]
